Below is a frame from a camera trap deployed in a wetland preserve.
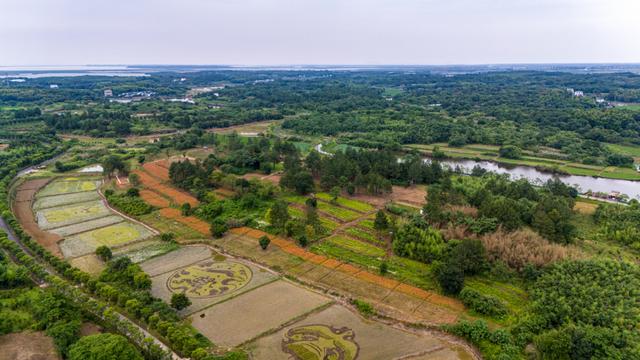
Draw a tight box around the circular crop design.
[282,325,359,360]
[167,260,252,298]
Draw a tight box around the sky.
[1,0,639,66]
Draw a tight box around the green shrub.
[459,288,507,317]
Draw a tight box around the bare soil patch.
[0,331,59,360]
[13,179,63,257]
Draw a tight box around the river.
[435,158,640,200]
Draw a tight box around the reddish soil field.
[133,170,199,207]
[12,179,63,258]
[139,189,171,208]
[235,225,466,316]
[142,162,169,181]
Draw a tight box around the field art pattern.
[282,325,359,360]
[167,260,252,298]
[36,180,99,197]
[33,191,100,210]
[60,222,153,258]
[36,200,111,229]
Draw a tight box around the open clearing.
[250,305,471,360]
[0,331,60,360]
[59,222,154,258]
[142,246,278,314]
[190,280,332,347]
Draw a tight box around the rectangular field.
[317,202,361,222]
[36,200,111,229]
[36,180,100,197]
[59,222,154,258]
[33,191,100,210]
[190,280,331,347]
[249,304,449,360]
[315,193,374,212]
[326,235,386,257]
[48,215,124,237]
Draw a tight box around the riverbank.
[406,143,640,181]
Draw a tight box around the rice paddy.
[30,178,156,259]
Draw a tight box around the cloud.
[0,0,638,65]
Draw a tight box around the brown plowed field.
[13,179,63,257]
[139,189,171,208]
[143,162,170,180]
[233,226,466,317]
[133,170,198,207]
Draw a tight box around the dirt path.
[12,179,63,258]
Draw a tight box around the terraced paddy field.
[250,305,472,360]
[33,191,100,210]
[59,222,154,258]
[16,177,157,260]
[141,246,279,314]
[36,200,112,229]
[48,215,124,237]
[36,178,100,197]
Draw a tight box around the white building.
[104,89,113,97]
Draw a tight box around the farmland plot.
[190,280,331,347]
[250,305,463,360]
[36,179,100,197]
[36,200,111,229]
[48,215,124,237]
[33,191,100,210]
[59,222,154,258]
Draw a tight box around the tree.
[68,334,143,360]
[532,195,575,244]
[436,262,465,295]
[95,246,112,262]
[180,202,192,216]
[259,235,271,250]
[170,293,192,310]
[305,150,322,176]
[393,224,445,263]
[268,200,290,232]
[329,186,341,203]
[128,173,140,187]
[450,239,487,276]
[498,145,522,159]
[210,219,228,238]
[373,210,388,232]
[160,232,175,242]
[126,187,139,197]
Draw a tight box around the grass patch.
[317,202,360,222]
[327,235,386,257]
[316,193,374,212]
[344,227,385,247]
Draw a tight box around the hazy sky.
[1,0,639,65]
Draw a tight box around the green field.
[37,179,99,197]
[344,227,385,247]
[326,235,386,257]
[315,193,374,212]
[36,200,111,229]
[316,202,361,222]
